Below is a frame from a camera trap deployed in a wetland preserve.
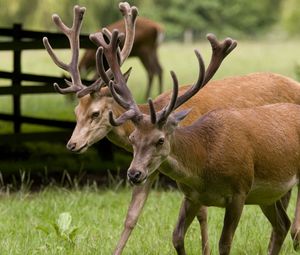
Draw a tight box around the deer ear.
[173,108,192,124]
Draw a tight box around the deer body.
[165,103,300,206]
[79,17,164,98]
[127,103,300,254]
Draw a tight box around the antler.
[77,2,138,97]
[171,34,237,113]
[94,29,142,126]
[43,5,88,95]
[154,50,205,124]
[203,33,237,84]
[43,2,138,98]
[102,33,236,126]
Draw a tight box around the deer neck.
[160,125,208,186]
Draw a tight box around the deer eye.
[156,137,165,146]
[91,111,100,119]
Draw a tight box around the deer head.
[96,29,237,184]
[43,3,138,153]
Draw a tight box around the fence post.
[12,23,22,133]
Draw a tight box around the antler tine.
[171,49,206,111]
[156,71,179,123]
[107,66,140,126]
[118,2,138,63]
[108,109,137,126]
[148,99,157,124]
[203,33,237,84]
[43,5,87,95]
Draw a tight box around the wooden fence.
[0,24,113,158]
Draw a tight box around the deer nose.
[66,142,76,151]
[127,169,142,184]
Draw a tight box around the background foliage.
[0,0,295,40]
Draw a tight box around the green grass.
[0,186,298,255]
[1,40,300,254]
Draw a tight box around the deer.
[99,29,300,255]
[79,16,164,100]
[43,3,300,255]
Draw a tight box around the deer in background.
[43,2,300,255]
[79,17,164,99]
[100,30,300,254]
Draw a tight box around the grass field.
[0,186,298,255]
[1,39,300,254]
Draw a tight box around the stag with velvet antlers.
[99,29,300,254]
[44,3,300,255]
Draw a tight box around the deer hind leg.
[260,199,291,255]
[265,191,291,251]
[196,206,210,255]
[291,186,300,250]
[113,171,159,255]
[172,197,201,255]
[152,50,163,94]
[139,52,154,99]
[219,193,246,255]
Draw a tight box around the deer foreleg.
[219,194,245,255]
[172,197,201,255]
[196,206,210,255]
[113,171,159,255]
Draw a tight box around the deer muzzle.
[127,168,146,185]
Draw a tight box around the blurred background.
[0,0,300,187]
[0,0,298,40]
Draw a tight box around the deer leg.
[152,50,163,94]
[291,185,300,250]
[267,191,291,250]
[113,170,159,255]
[138,51,154,99]
[172,197,201,255]
[145,73,154,99]
[196,206,210,255]
[219,194,245,255]
[260,199,291,255]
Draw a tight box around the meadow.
[0,186,299,255]
[1,39,300,254]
